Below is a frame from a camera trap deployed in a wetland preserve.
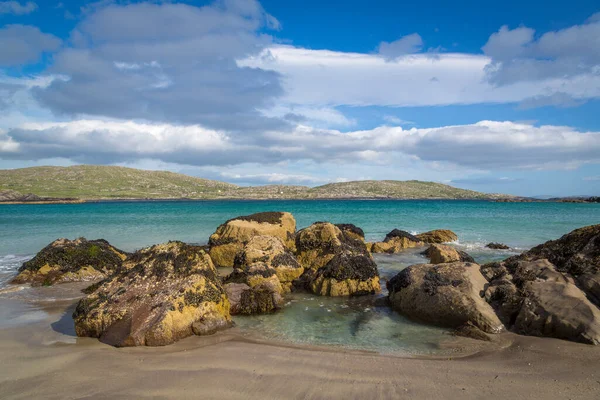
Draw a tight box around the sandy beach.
[1,296,599,400]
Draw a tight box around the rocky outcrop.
[369,229,423,253]
[416,229,458,244]
[309,250,380,296]
[231,235,303,292]
[486,242,510,250]
[224,282,280,315]
[424,244,474,264]
[208,212,296,268]
[11,238,127,286]
[335,224,365,243]
[481,225,600,344]
[73,242,231,347]
[387,262,503,333]
[295,222,380,296]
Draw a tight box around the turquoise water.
[1,200,599,354]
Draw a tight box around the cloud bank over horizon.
[0,0,599,196]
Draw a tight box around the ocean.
[1,200,599,354]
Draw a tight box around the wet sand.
[0,297,599,400]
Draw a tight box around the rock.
[73,242,231,347]
[387,262,503,333]
[232,235,303,292]
[453,322,492,342]
[224,282,281,315]
[486,242,510,250]
[370,229,423,254]
[424,244,475,264]
[11,238,127,286]
[309,250,380,296]
[481,225,600,344]
[416,229,458,244]
[208,212,296,268]
[335,224,365,243]
[295,222,378,296]
[295,222,366,270]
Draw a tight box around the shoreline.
[1,297,599,399]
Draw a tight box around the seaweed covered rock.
[335,224,366,243]
[424,244,474,264]
[208,212,296,268]
[11,238,127,286]
[232,235,303,292]
[224,282,281,315]
[486,242,510,250]
[73,242,231,347]
[481,225,600,344]
[309,250,380,296]
[295,222,367,270]
[387,262,503,333]
[416,229,458,244]
[369,229,423,253]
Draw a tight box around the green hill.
[0,165,507,201]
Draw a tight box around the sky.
[0,0,599,196]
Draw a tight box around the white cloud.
[0,1,37,15]
[261,105,356,128]
[220,172,326,185]
[483,16,600,84]
[378,33,423,60]
[383,115,414,126]
[238,45,600,108]
[0,25,61,66]
[2,119,600,171]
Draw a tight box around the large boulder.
[335,224,366,243]
[232,235,303,292]
[369,229,423,254]
[416,229,458,244]
[309,250,380,296]
[295,222,379,296]
[208,212,296,268]
[482,225,600,344]
[11,238,127,286]
[224,282,280,315]
[73,242,231,347]
[424,244,474,264]
[387,262,503,333]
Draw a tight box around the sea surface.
[1,200,599,354]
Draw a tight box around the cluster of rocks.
[12,213,600,348]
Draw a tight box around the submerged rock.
[482,225,600,344]
[208,211,296,268]
[424,244,474,264]
[387,262,503,333]
[73,242,231,347]
[369,229,423,253]
[486,242,510,250]
[296,222,380,296]
[224,282,281,315]
[11,238,127,286]
[416,229,458,244]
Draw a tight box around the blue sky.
[0,0,599,196]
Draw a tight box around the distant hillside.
[0,165,508,201]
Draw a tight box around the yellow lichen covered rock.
[233,235,303,292]
[424,244,475,264]
[208,212,296,268]
[309,250,380,296]
[11,238,127,286]
[369,229,423,254]
[73,242,232,347]
[416,229,458,244]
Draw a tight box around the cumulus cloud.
[2,119,599,171]
[378,33,423,60]
[34,0,285,132]
[240,46,600,108]
[0,25,61,66]
[0,1,37,15]
[483,16,600,84]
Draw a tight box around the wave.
[0,254,32,272]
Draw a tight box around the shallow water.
[0,200,599,354]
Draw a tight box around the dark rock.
[486,243,510,250]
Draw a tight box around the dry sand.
[1,299,599,400]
